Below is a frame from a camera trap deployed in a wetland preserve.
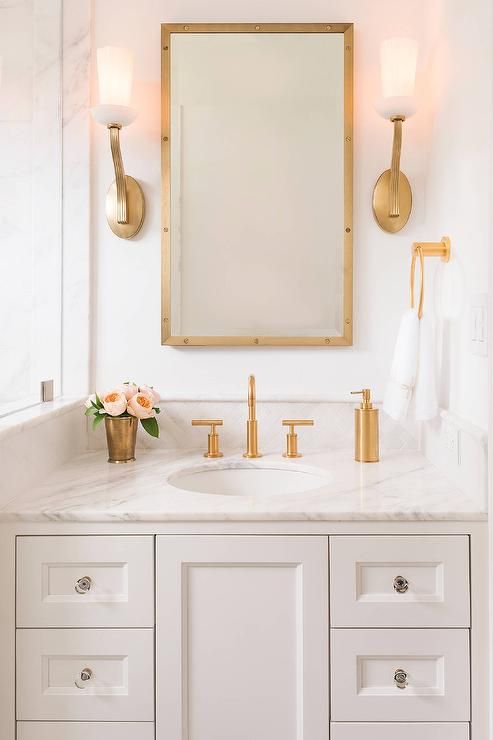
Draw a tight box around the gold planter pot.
[105,416,138,463]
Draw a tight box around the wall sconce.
[91,46,145,239]
[373,37,418,233]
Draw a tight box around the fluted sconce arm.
[389,117,404,218]
[372,115,412,233]
[108,124,128,225]
[91,111,144,240]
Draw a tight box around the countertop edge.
[0,511,487,523]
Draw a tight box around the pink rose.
[101,389,127,416]
[127,391,156,419]
[139,385,160,405]
[118,382,139,400]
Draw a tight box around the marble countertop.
[0,448,486,522]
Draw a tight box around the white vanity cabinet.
[4,525,487,740]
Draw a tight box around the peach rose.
[101,389,127,416]
[127,391,156,419]
[118,382,139,400]
[139,385,160,405]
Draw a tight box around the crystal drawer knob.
[75,576,92,594]
[394,668,408,689]
[393,575,409,593]
[75,667,93,689]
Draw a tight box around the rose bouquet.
[85,382,161,438]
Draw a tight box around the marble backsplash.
[88,400,418,453]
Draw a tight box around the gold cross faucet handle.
[191,419,224,458]
[282,419,314,458]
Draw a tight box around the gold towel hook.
[410,246,424,319]
[409,237,451,320]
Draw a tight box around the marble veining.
[0,448,485,522]
[61,0,91,395]
[0,0,63,405]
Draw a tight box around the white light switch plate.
[442,421,461,467]
[470,293,488,356]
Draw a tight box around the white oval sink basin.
[168,463,329,496]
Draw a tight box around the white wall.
[423,0,492,430]
[91,0,490,427]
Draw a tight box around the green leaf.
[141,417,159,438]
[92,413,105,431]
[85,406,96,416]
[95,393,104,409]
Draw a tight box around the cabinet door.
[156,535,328,740]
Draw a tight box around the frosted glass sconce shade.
[376,37,418,119]
[372,37,419,233]
[97,46,134,106]
[380,37,418,99]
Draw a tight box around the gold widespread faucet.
[243,375,262,458]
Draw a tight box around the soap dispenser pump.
[351,389,379,462]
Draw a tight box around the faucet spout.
[244,375,261,458]
[247,375,256,421]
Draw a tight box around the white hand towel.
[413,311,438,421]
[383,309,420,421]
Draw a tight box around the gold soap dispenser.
[351,389,379,463]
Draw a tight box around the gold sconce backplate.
[106,175,145,239]
[372,169,412,233]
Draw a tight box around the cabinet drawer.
[331,628,469,722]
[17,535,154,627]
[331,723,469,740]
[16,628,154,721]
[330,535,469,627]
[17,723,155,740]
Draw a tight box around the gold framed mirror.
[161,23,353,346]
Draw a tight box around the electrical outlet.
[442,422,461,466]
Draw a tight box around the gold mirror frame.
[161,23,353,346]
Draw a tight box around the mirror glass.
[162,25,353,345]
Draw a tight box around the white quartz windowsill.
[0,397,84,440]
